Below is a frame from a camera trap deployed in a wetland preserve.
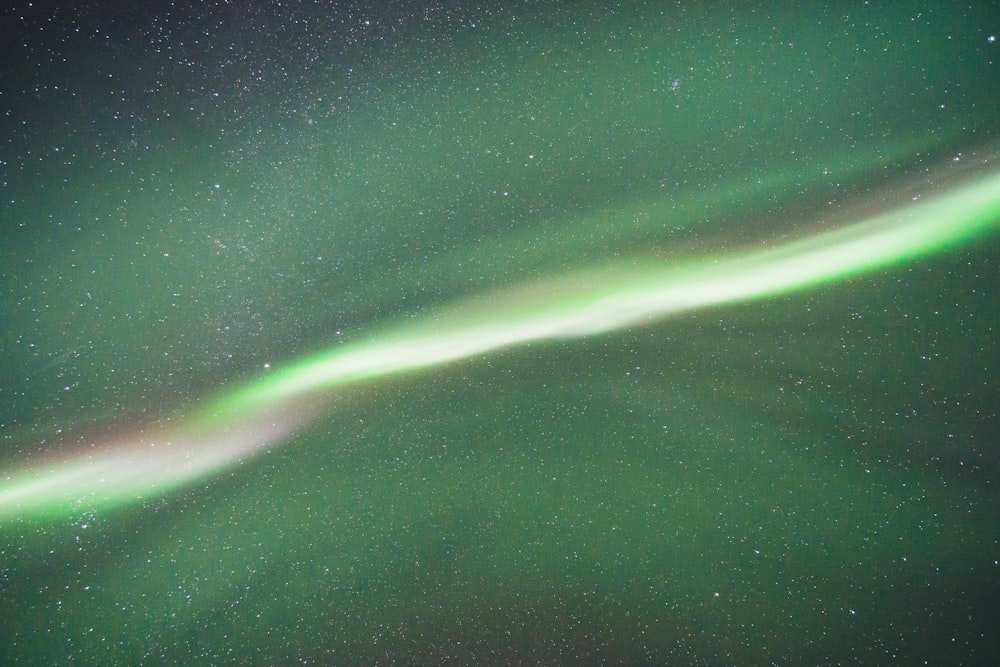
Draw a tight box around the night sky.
[2,2,999,664]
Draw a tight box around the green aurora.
[3,2,999,664]
[2,162,998,522]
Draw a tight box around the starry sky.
[2,1,999,664]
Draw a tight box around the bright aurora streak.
[2,166,999,523]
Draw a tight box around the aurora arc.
[2,167,999,523]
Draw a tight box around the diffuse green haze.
[356,127,977,308]
[1,165,999,523]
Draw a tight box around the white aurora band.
[2,166,999,523]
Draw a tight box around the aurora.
[2,162,998,524]
[4,3,1000,663]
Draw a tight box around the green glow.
[417,129,970,285]
[2,167,998,523]
[214,167,1000,415]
